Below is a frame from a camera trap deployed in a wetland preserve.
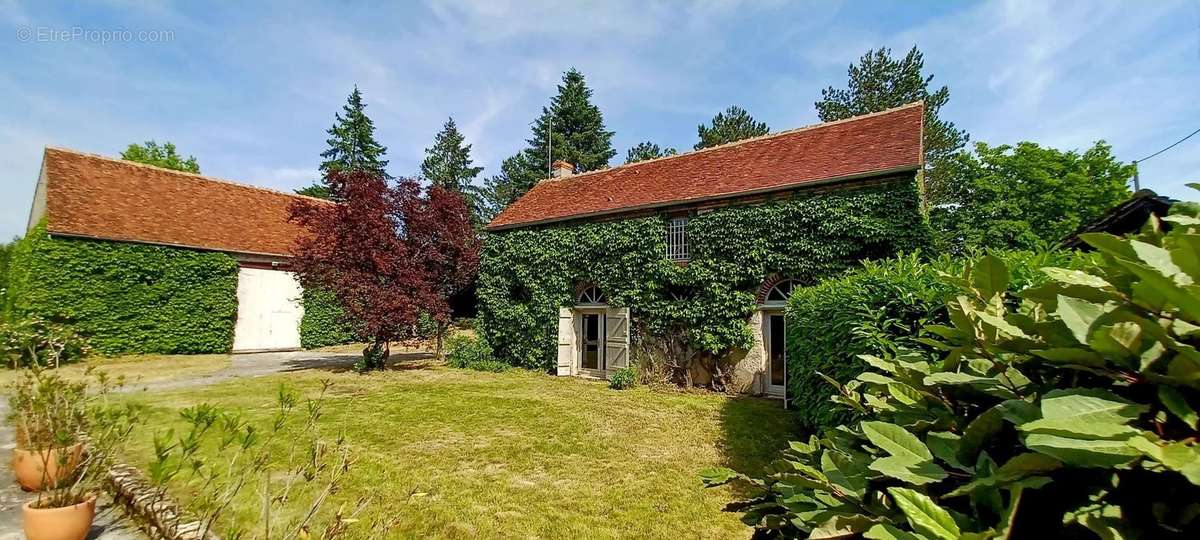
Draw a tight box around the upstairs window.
[666,217,689,262]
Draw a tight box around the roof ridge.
[43,146,332,204]
[543,101,924,186]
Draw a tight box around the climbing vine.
[6,223,239,355]
[478,177,930,380]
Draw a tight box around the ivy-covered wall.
[478,177,930,371]
[299,286,359,349]
[7,224,240,355]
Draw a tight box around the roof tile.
[41,147,326,257]
[487,102,924,230]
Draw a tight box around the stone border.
[106,463,219,540]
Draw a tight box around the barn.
[15,147,330,354]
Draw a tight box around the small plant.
[609,365,638,390]
[8,366,140,539]
[147,382,384,539]
[445,334,498,371]
[703,197,1200,539]
[0,318,90,369]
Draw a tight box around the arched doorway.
[556,285,630,378]
[759,278,799,397]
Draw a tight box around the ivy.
[7,223,239,355]
[479,178,929,371]
[299,287,358,349]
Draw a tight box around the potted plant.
[8,367,89,491]
[9,367,138,540]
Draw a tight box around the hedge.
[298,287,358,349]
[7,224,239,355]
[784,249,1090,429]
[479,176,930,370]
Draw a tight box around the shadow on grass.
[717,395,803,497]
[278,351,437,374]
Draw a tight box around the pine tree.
[695,106,769,150]
[480,68,615,218]
[421,117,485,225]
[815,46,968,207]
[421,117,484,191]
[624,142,677,164]
[299,86,390,200]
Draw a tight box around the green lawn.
[118,362,797,539]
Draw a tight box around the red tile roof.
[38,147,328,257]
[486,102,924,231]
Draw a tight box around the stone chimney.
[551,160,574,179]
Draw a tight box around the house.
[19,147,328,353]
[1061,189,1177,250]
[479,102,928,396]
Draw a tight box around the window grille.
[578,285,607,305]
[665,217,689,262]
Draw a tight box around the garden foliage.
[478,179,928,379]
[786,250,1086,430]
[445,334,506,372]
[6,224,238,355]
[0,317,90,368]
[299,287,359,349]
[704,196,1200,538]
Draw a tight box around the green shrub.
[445,334,496,370]
[0,318,90,368]
[299,287,359,349]
[479,178,929,373]
[608,365,638,390]
[704,203,1200,538]
[786,249,1088,430]
[7,224,238,355]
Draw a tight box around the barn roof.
[32,147,328,258]
[486,102,925,231]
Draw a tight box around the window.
[665,217,689,262]
[763,279,799,307]
[577,284,607,305]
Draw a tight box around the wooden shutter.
[605,307,630,370]
[556,308,576,376]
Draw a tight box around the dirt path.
[1,349,420,538]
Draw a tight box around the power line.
[1130,126,1199,191]
[1135,126,1200,163]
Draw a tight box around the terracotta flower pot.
[22,493,97,540]
[11,443,84,491]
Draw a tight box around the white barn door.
[232,267,304,352]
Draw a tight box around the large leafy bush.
[705,198,1200,538]
[786,250,1087,430]
[0,317,90,368]
[479,178,928,379]
[7,224,238,355]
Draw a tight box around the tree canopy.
[298,86,390,200]
[421,117,486,225]
[695,106,769,150]
[421,117,483,192]
[120,141,200,173]
[932,140,1134,253]
[624,141,677,164]
[815,46,968,207]
[480,68,615,218]
[288,170,478,370]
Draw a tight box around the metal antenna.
[547,116,553,177]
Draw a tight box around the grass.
[0,353,230,388]
[117,361,798,539]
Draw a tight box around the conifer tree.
[420,117,484,192]
[299,86,390,199]
[624,142,677,164]
[695,106,769,150]
[815,46,968,207]
[480,69,615,217]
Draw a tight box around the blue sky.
[1,0,1198,241]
